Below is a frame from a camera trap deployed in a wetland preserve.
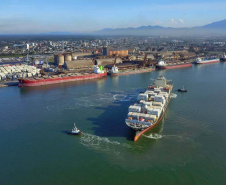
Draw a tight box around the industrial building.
[94,58,122,66]
[64,59,94,70]
[54,52,92,67]
[103,47,128,56]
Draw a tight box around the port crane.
[142,53,148,67]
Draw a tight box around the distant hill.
[202,19,226,29]
[94,19,226,36]
[39,32,74,35]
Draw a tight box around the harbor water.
[1,63,226,185]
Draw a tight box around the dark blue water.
[1,63,226,185]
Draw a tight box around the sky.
[0,0,225,34]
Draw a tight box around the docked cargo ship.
[157,60,192,69]
[108,66,155,76]
[18,66,107,87]
[194,57,219,64]
[125,76,173,141]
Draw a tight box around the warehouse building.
[64,59,94,70]
[103,47,128,56]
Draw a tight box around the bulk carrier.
[157,60,193,69]
[18,66,107,87]
[108,53,155,76]
[108,66,155,76]
[125,76,173,141]
[194,57,219,64]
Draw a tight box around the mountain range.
[94,19,226,36]
[1,19,225,36]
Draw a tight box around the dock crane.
[113,54,118,66]
[142,53,148,67]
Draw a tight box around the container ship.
[108,66,155,76]
[125,76,173,141]
[194,57,219,64]
[157,60,192,69]
[18,66,107,87]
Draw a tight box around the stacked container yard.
[0,64,41,81]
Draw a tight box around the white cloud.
[169,18,178,24]
[179,19,184,24]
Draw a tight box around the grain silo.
[58,54,64,65]
[65,54,72,62]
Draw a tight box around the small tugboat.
[68,123,82,135]
[178,85,187,92]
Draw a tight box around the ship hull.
[134,97,171,141]
[18,72,107,87]
[158,63,192,69]
[109,68,155,76]
[220,58,226,61]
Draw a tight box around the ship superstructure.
[125,76,173,141]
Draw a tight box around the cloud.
[169,18,178,24]
[167,19,185,26]
[179,19,184,24]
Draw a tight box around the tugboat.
[68,123,82,135]
[178,85,187,92]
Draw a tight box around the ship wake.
[171,93,177,98]
[143,133,185,140]
[80,133,138,157]
[143,133,163,139]
[64,89,141,109]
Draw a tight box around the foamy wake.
[64,90,140,109]
[143,133,184,140]
[171,93,177,98]
[143,133,163,139]
[80,133,134,157]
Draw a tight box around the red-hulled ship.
[18,66,107,87]
[157,60,192,69]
